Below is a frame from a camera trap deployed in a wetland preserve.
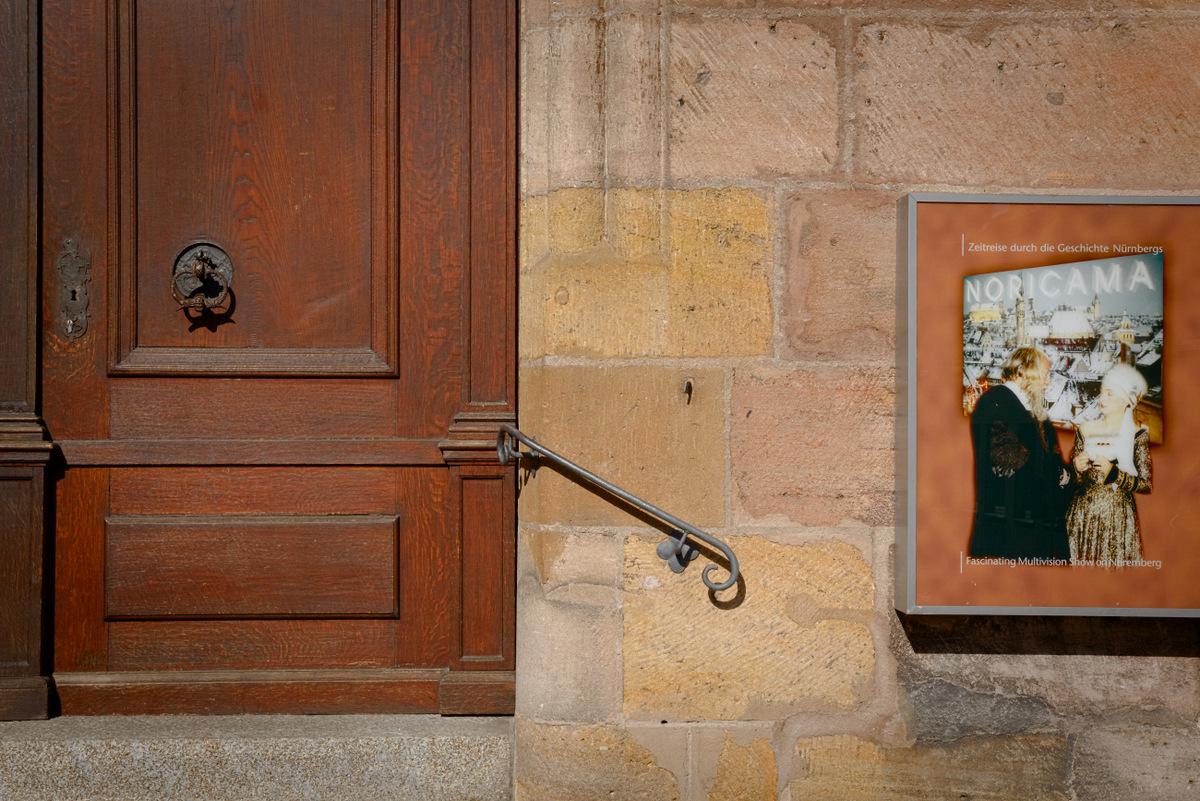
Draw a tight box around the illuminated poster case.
[896,194,1200,617]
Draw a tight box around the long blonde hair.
[1001,346,1050,421]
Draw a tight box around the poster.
[897,195,1200,616]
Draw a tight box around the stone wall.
[516,1,1200,799]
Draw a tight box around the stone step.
[0,715,512,801]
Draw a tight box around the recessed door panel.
[104,516,400,619]
[111,0,396,374]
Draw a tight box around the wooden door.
[40,0,516,715]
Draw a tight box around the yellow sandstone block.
[624,536,874,719]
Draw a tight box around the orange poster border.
[897,193,1200,617]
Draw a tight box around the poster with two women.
[900,195,1197,615]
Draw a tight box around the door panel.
[108,467,405,514]
[108,621,399,672]
[106,379,400,438]
[104,516,400,619]
[43,0,516,715]
[55,466,457,670]
[114,0,394,371]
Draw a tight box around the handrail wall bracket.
[497,424,739,593]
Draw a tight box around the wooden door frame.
[0,0,51,721]
[0,0,518,720]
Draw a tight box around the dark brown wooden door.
[41,0,516,715]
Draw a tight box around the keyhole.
[70,289,78,301]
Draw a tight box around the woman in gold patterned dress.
[1067,363,1152,565]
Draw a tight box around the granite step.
[0,714,512,801]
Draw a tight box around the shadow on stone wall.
[899,612,1200,657]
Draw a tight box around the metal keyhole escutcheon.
[172,244,234,311]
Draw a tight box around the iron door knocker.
[172,244,233,312]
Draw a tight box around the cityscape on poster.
[962,252,1164,443]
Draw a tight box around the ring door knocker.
[172,244,234,313]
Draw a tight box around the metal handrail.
[497,424,739,592]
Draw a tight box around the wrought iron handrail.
[497,424,739,593]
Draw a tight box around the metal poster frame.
[897,193,1200,617]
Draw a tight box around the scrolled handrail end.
[701,561,738,593]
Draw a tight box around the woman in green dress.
[1067,363,1152,566]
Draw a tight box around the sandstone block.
[520,194,550,269]
[541,255,670,357]
[521,0,607,32]
[519,195,549,360]
[547,187,604,254]
[516,527,622,722]
[551,0,601,15]
[669,16,839,181]
[515,719,682,801]
[667,188,772,356]
[606,15,663,186]
[518,366,725,527]
[623,536,874,720]
[608,188,663,262]
[521,188,773,358]
[548,18,604,188]
[694,730,778,801]
[672,0,756,8]
[854,20,1200,188]
[1071,725,1200,801]
[789,734,1070,801]
[782,191,897,362]
[731,366,894,526]
[523,527,623,590]
[520,26,550,196]
[516,570,623,722]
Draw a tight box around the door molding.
[106,0,399,377]
[0,0,52,721]
[54,668,514,716]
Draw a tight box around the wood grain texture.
[438,670,515,715]
[0,468,41,676]
[109,468,401,515]
[58,438,443,466]
[108,379,399,439]
[394,467,456,667]
[0,677,49,721]
[459,471,509,663]
[0,0,37,414]
[87,468,454,671]
[56,669,441,715]
[53,469,108,672]
[0,0,51,720]
[398,0,468,439]
[108,620,398,671]
[42,0,110,441]
[111,348,394,376]
[109,0,398,376]
[466,0,517,408]
[105,516,399,619]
